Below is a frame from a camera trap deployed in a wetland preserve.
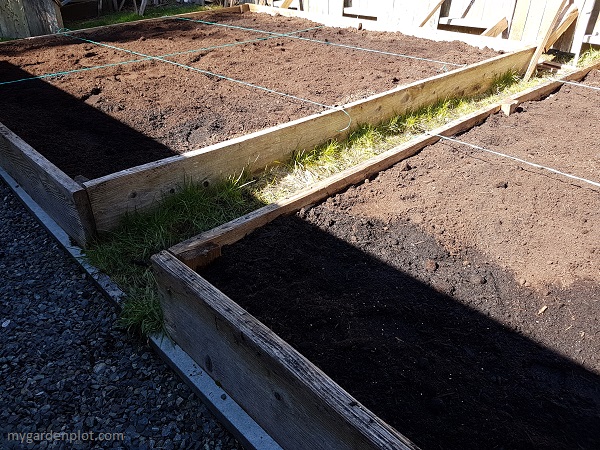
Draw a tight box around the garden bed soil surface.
[200,70,600,449]
[0,10,498,180]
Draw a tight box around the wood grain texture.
[483,17,509,36]
[546,4,579,50]
[523,0,569,80]
[509,0,534,41]
[153,250,419,450]
[21,0,63,37]
[570,0,596,60]
[85,47,535,232]
[170,104,502,267]
[0,0,28,38]
[0,122,95,245]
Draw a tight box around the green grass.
[65,3,212,31]
[578,46,600,67]
[86,176,264,334]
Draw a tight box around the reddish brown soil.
[200,71,600,449]
[0,10,497,180]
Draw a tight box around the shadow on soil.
[200,214,600,450]
[0,62,177,180]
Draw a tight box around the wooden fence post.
[0,0,63,39]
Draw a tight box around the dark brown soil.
[200,70,600,449]
[0,10,497,180]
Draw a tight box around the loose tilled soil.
[0,10,497,180]
[200,70,600,449]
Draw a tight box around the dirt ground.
[0,10,497,180]
[200,70,600,449]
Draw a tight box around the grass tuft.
[87,175,263,334]
[578,46,600,67]
[118,272,164,335]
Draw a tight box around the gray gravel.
[0,180,242,450]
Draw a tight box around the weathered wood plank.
[524,0,568,80]
[153,250,419,450]
[22,0,63,37]
[170,104,502,268]
[0,122,96,246]
[509,0,534,41]
[519,0,549,43]
[570,0,596,61]
[84,47,535,232]
[546,3,579,50]
[0,0,28,39]
[483,17,509,37]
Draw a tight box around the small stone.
[470,275,487,285]
[518,278,527,286]
[399,161,412,171]
[494,181,508,189]
[93,362,107,374]
[424,259,438,273]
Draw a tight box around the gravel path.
[0,179,242,450]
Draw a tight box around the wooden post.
[0,0,62,38]
[570,0,596,62]
[420,0,445,27]
[523,0,569,81]
[546,3,579,50]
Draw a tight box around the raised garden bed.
[154,64,600,450]
[0,4,533,245]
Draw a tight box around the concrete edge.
[0,166,282,450]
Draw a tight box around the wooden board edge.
[0,122,95,245]
[169,104,501,269]
[511,59,600,105]
[152,250,419,450]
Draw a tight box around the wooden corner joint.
[174,242,222,272]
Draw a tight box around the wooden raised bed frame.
[153,61,600,450]
[0,4,535,246]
